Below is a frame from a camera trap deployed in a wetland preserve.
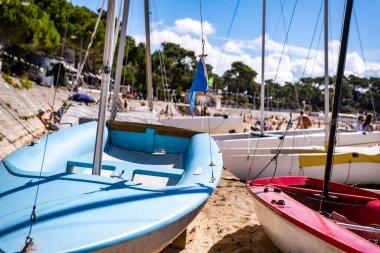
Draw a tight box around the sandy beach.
[162,169,280,253]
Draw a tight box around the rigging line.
[300,0,324,80]
[283,189,370,207]
[251,128,289,182]
[0,131,17,148]
[276,0,305,129]
[214,0,241,73]
[0,101,38,138]
[75,0,106,86]
[328,0,335,78]
[198,0,215,181]
[198,0,206,56]
[159,51,168,102]
[24,2,74,247]
[274,0,298,85]
[150,0,168,102]
[353,8,378,125]
[311,18,324,77]
[272,0,287,41]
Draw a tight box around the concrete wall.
[0,75,69,158]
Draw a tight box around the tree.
[0,1,60,51]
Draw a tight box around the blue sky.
[70,0,380,83]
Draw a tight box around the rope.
[23,2,74,250]
[300,0,324,80]
[197,0,214,182]
[215,0,241,74]
[249,126,289,184]
[344,160,352,184]
[74,0,106,86]
[311,16,324,77]
[198,0,206,56]
[353,8,378,125]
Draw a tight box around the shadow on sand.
[161,225,280,253]
[207,225,280,253]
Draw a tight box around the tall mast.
[93,0,116,175]
[260,0,266,134]
[144,0,153,111]
[324,0,329,143]
[321,0,354,211]
[111,0,131,120]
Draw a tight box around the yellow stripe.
[299,153,380,167]
[273,148,325,154]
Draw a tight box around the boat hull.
[223,151,380,184]
[251,195,343,253]
[93,203,204,253]
[247,177,380,252]
[214,131,380,149]
[160,116,243,134]
[0,121,223,252]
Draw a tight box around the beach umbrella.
[69,93,96,103]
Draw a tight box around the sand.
[162,169,280,253]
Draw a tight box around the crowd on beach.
[243,110,377,132]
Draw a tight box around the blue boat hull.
[0,121,223,252]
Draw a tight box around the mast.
[111,0,131,120]
[324,0,329,143]
[321,0,354,211]
[144,0,154,111]
[260,0,266,134]
[93,0,116,175]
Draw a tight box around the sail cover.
[189,57,208,116]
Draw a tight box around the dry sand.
[162,169,280,253]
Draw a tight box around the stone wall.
[0,75,69,158]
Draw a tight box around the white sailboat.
[216,0,380,181]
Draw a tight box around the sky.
[70,0,380,84]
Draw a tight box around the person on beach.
[38,110,59,131]
[296,110,311,129]
[356,115,364,131]
[362,113,374,132]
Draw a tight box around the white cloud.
[131,18,380,84]
[173,18,214,36]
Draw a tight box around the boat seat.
[273,184,378,202]
[66,158,183,182]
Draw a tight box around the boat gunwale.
[107,120,202,138]
[247,179,380,252]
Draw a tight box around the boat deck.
[66,145,184,186]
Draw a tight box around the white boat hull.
[160,116,243,134]
[252,195,343,253]
[223,152,380,184]
[214,131,380,149]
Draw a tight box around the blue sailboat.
[0,121,222,252]
[0,1,222,252]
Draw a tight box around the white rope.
[75,0,106,86]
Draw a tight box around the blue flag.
[189,57,208,116]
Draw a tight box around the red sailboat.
[247,0,380,252]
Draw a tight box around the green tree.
[0,1,60,50]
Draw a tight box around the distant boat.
[247,1,380,252]
[160,115,244,134]
[213,0,380,175]
[220,145,380,184]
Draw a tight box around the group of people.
[37,103,67,131]
[356,113,374,131]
